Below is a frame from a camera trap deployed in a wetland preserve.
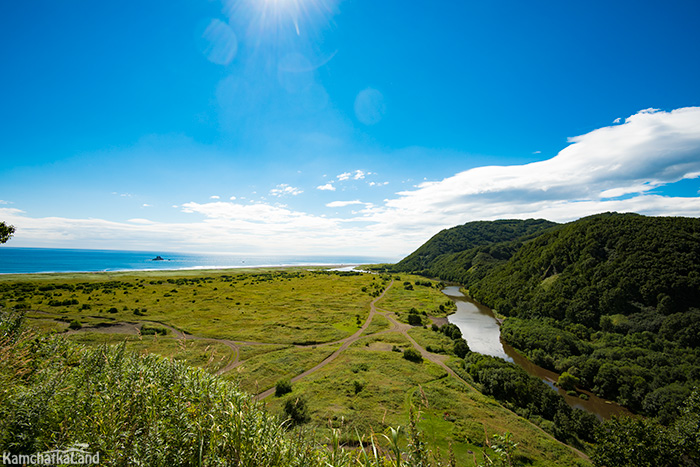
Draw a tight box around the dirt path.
[381,312,476,390]
[255,279,395,400]
[37,279,473,394]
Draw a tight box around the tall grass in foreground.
[0,309,516,466]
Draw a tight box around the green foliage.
[592,416,676,467]
[283,396,310,426]
[276,378,293,397]
[453,339,470,359]
[403,213,700,422]
[394,219,557,275]
[0,221,15,244]
[557,372,579,391]
[140,324,168,336]
[407,313,422,326]
[0,321,316,465]
[68,319,82,330]
[403,348,423,363]
[464,353,598,446]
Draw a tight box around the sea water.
[0,247,390,274]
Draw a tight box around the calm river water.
[442,286,631,420]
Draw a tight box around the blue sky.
[1,0,700,258]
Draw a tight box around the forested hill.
[402,212,700,423]
[468,212,700,325]
[394,218,558,274]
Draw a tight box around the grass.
[1,269,383,344]
[361,313,391,335]
[65,331,234,374]
[265,333,588,466]
[227,344,341,394]
[375,275,454,318]
[0,268,590,466]
[407,327,456,355]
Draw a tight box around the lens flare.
[224,0,338,42]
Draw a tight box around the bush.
[275,379,292,397]
[407,314,422,326]
[283,396,310,426]
[403,348,423,363]
[352,380,365,394]
[68,320,82,330]
[140,325,168,336]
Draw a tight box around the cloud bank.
[4,107,700,257]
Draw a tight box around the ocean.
[0,247,392,275]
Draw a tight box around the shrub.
[283,396,310,426]
[352,380,365,394]
[68,320,82,330]
[140,325,168,336]
[407,314,422,326]
[403,348,423,363]
[275,379,292,397]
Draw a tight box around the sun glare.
[227,0,337,40]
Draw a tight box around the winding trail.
[35,278,588,462]
[254,279,394,399]
[53,278,475,393]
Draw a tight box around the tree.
[453,339,470,358]
[557,371,580,391]
[0,221,15,244]
[593,416,676,467]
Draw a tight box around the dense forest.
[397,213,700,433]
[394,219,558,276]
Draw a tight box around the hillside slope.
[394,219,558,275]
[399,212,700,423]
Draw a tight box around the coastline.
[0,263,368,279]
[0,247,393,276]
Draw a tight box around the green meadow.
[0,268,588,466]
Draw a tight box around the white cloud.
[316,183,336,191]
[326,200,364,208]
[359,107,700,245]
[0,200,11,205]
[368,181,389,187]
[337,170,366,181]
[269,184,303,197]
[229,196,237,200]
[128,218,155,224]
[4,107,699,258]
[613,117,622,124]
[210,195,220,199]
[142,204,152,207]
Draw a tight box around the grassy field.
[1,269,384,344]
[0,268,589,466]
[66,331,234,374]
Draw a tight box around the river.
[442,286,631,420]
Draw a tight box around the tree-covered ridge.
[459,213,700,421]
[468,212,700,323]
[394,219,558,274]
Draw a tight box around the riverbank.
[442,286,631,420]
